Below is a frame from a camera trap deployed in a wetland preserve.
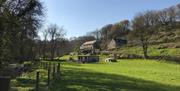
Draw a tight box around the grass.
[59,55,78,60]
[50,59,180,91]
[116,46,180,57]
[10,68,48,91]
[9,59,180,91]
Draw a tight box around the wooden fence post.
[47,63,51,86]
[42,62,44,69]
[0,77,10,91]
[56,63,61,79]
[43,62,45,69]
[40,62,43,68]
[36,71,40,91]
[52,64,56,79]
[45,62,48,69]
[41,62,43,68]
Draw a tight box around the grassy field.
[51,59,180,91]
[9,59,180,91]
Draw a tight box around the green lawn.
[51,59,180,91]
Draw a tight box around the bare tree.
[131,11,158,58]
[42,29,49,59]
[54,27,66,57]
[87,29,101,41]
[47,24,65,60]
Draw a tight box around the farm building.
[79,40,99,54]
[108,38,127,50]
[78,55,99,63]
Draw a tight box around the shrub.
[23,62,33,72]
[69,57,75,62]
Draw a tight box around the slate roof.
[113,38,127,46]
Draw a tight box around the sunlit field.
[50,59,180,91]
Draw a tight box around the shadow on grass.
[16,78,35,87]
[62,62,82,66]
[50,67,180,91]
[11,73,48,91]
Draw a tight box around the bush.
[69,57,74,61]
[101,51,111,55]
[23,62,33,72]
[111,59,117,62]
[16,78,35,84]
[117,53,142,59]
[149,56,180,63]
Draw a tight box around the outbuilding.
[78,55,99,63]
[107,38,127,50]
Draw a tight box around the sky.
[42,0,180,38]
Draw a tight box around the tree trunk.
[141,36,149,59]
[143,44,148,59]
[43,40,46,59]
[143,42,148,59]
[51,39,55,61]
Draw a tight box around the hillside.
[115,44,180,57]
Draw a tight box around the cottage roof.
[113,38,127,46]
[82,40,96,45]
[80,40,97,50]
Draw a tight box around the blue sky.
[42,0,180,38]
